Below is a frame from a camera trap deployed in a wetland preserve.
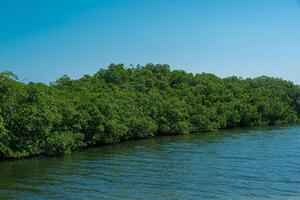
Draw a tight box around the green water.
[1,126,300,199]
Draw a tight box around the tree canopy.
[1,64,300,158]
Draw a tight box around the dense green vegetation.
[1,64,300,158]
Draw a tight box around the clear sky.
[1,0,300,83]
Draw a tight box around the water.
[1,126,300,199]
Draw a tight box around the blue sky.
[1,0,300,83]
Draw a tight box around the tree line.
[1,64,300,158]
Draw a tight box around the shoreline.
[2,122,299,161]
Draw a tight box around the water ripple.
[1,126,300,199]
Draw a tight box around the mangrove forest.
[1,64,300,158]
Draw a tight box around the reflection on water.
[1,126,300,199]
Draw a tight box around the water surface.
[1,126,300,199]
